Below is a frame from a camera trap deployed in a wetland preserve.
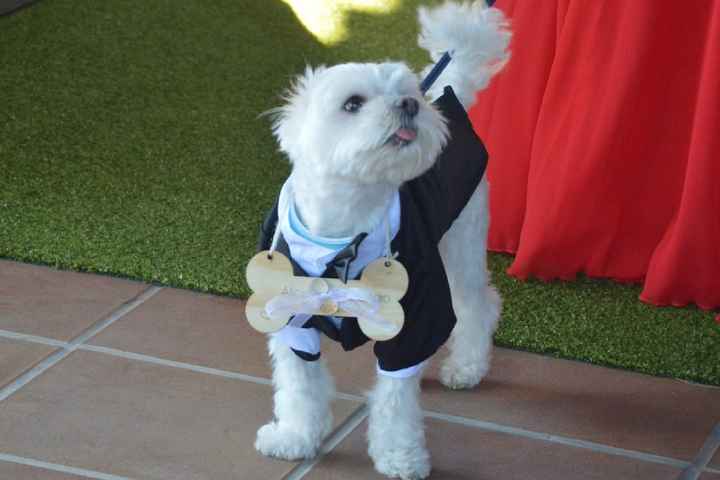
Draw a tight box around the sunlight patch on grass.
[281,0,400,45]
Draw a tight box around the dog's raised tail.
[418,1,511,109]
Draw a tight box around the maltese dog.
[254,2,510,478]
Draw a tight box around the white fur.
[256,2,510,478]
[368,373,430,479]
[439,179,502,389]
[419,0,511,109]
[270,61,448,237]
[255,334,335,460]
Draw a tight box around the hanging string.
[268,218,282,259]
[420,51,453,94]
[384,214,396,267]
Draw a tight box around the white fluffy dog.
[255,2,510,478]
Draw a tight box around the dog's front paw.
[371,447,431,480]
[440,357,489,390]
[255,421,323,461]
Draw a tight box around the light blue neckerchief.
[270,178,401,279]
[288,201,352,252]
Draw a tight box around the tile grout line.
[284,404,369,480]
[0,328,713,473]
[0,453,137,480]
[79,344,274,387]
[67,286,163,348]
[0,286,162,402]
[423,410,694,471]
[81,343,377,403]
[0,331,358,399]
[0,328,69,347]
[677,422,720,480]
[0,348,74,402]
[76,345,364,404]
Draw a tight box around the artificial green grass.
[1,0,718,385]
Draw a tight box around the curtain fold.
[470,0,720,310]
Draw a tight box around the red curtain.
[471,0,720,310]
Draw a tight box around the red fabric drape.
[471,0,720,310]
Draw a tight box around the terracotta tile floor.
[1,260,719,479]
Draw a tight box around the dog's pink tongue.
[395,128,417,141]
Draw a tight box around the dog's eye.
[342,95,365,113]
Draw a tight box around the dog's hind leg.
[439,180,502,389]
[368,372,431,480]
[255,334,334,460]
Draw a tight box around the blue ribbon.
[419,51,453,94]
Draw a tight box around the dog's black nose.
[396,97,419,117]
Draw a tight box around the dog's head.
[270,62,448,186]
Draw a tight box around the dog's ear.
[266,65,326,162]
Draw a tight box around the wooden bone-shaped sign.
[245,251,408,341]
